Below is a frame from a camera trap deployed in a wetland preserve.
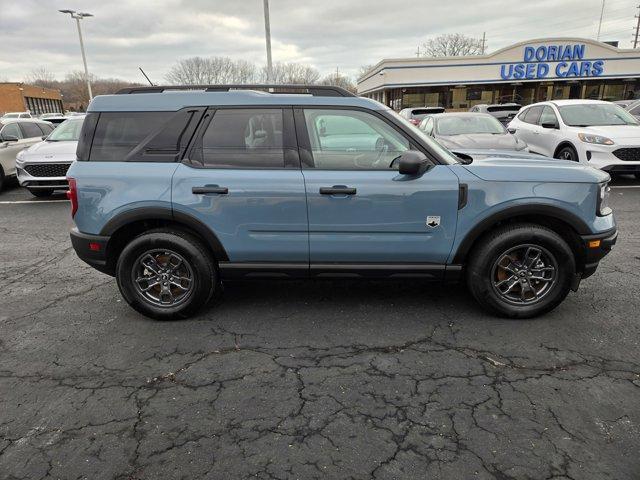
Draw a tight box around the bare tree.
[164,57,258,85]
[24,67,57,88]
[261,62,321,84]
[320,72,356,93]
[357,64,375,80]
[420,33,483,57]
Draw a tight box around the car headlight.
[15,150,25,164]
[578,133,614,145]
[597,182,612,216]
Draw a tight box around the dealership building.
[0,83,64,116]
[357,38,640,110]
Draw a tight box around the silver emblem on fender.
[426,216,440,228]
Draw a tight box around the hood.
[575,124,640,140]
[437,133,523,150]
[20,140,78,162]
[463,156,610,184]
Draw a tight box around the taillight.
[67,177,78,218]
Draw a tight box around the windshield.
[558,103,639,127]
[437,115,505,135]
[387,109,459,165]
[47,117,84,142]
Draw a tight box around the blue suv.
[67,85,617,320]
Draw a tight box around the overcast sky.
[0,0,637,83]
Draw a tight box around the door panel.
[303,166,460,264]
[172,107,308,263]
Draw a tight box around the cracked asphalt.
[0,178,639,480]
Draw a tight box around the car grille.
[612,148,640,162]
[24,163,70,178]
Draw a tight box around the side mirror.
[1,135,18,143]
[541,122,558,129]
[507,128,516,134]
[397,150,430,176]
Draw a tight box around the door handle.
[192,185,228,195]
[319,185,357,195]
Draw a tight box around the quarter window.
[192,109,285,168]
[303,109,409,170]
[0,123,23,140]
[90,112,172,161]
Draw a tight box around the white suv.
[507,99,640,178]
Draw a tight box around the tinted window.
[522,106,543,124]
[193,109,284,168]
[20,122,44,138]
[630,104,640,115]
[1,123,23,140]
[37,123,54,135]
[303,109,409,170]
[539,106,558,126]
[90,112,172,161]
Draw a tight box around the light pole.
[59,9,93,101]
[262,0,273,83]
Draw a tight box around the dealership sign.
[500,44,604,80]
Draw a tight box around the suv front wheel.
[116,229,218,320]
[466,224,575,318]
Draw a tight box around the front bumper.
[16,161,72,190]
[70,227,113,276]
[578,144,640,172]
[579,227,617,279]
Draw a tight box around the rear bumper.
[580,227,617,279]
[70,227,113,275]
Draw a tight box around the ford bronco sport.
[67,84,617,320]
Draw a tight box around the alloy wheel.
[131,249,195,307]
[490,244,558,305]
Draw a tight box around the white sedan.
[507,99,640,178]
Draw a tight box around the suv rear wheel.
[116,229,218,320]
[466,223,575,318]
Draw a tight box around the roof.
[549,99,611,106]
[88,87,384,112]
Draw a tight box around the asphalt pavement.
[0,177,639,480]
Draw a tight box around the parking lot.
[0,178,639,479]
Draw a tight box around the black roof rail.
[115,84,356,97]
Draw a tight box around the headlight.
[578,133,614,145]
[597,182,612,216]
[15,151,25,164]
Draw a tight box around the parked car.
[418,112,528,151]
[68,84,616,320]
[624,100,640,121]
[0,119,55,191]
[508,99,640,178]
[1,112,33,120]
[470,103,521,126]
[399,106,445,125]
[16,115,85,197]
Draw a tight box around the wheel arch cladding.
[101,207,229,273]
[554,141,578,158]
[452,204,589,269]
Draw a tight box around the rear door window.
[1,123,23,140]
[19,122,44,138]
[522,106,543,124]
[191,109,286,168]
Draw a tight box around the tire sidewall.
[468,227,575,318]
[556,146,578,162]
[116,232,215,320]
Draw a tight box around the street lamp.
[59,9,93,101]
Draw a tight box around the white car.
[507,99,640,178]
[1,112,33,120]
[16,115,85,197]
[0,119,54,191]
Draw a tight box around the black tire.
[634,173,640,180]
[28,188,54,198]
[0,168,4,192]
[116,229,218,320]
[555,145,579,162]
[466,223,575,319]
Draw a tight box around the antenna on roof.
[138,67,154,86]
